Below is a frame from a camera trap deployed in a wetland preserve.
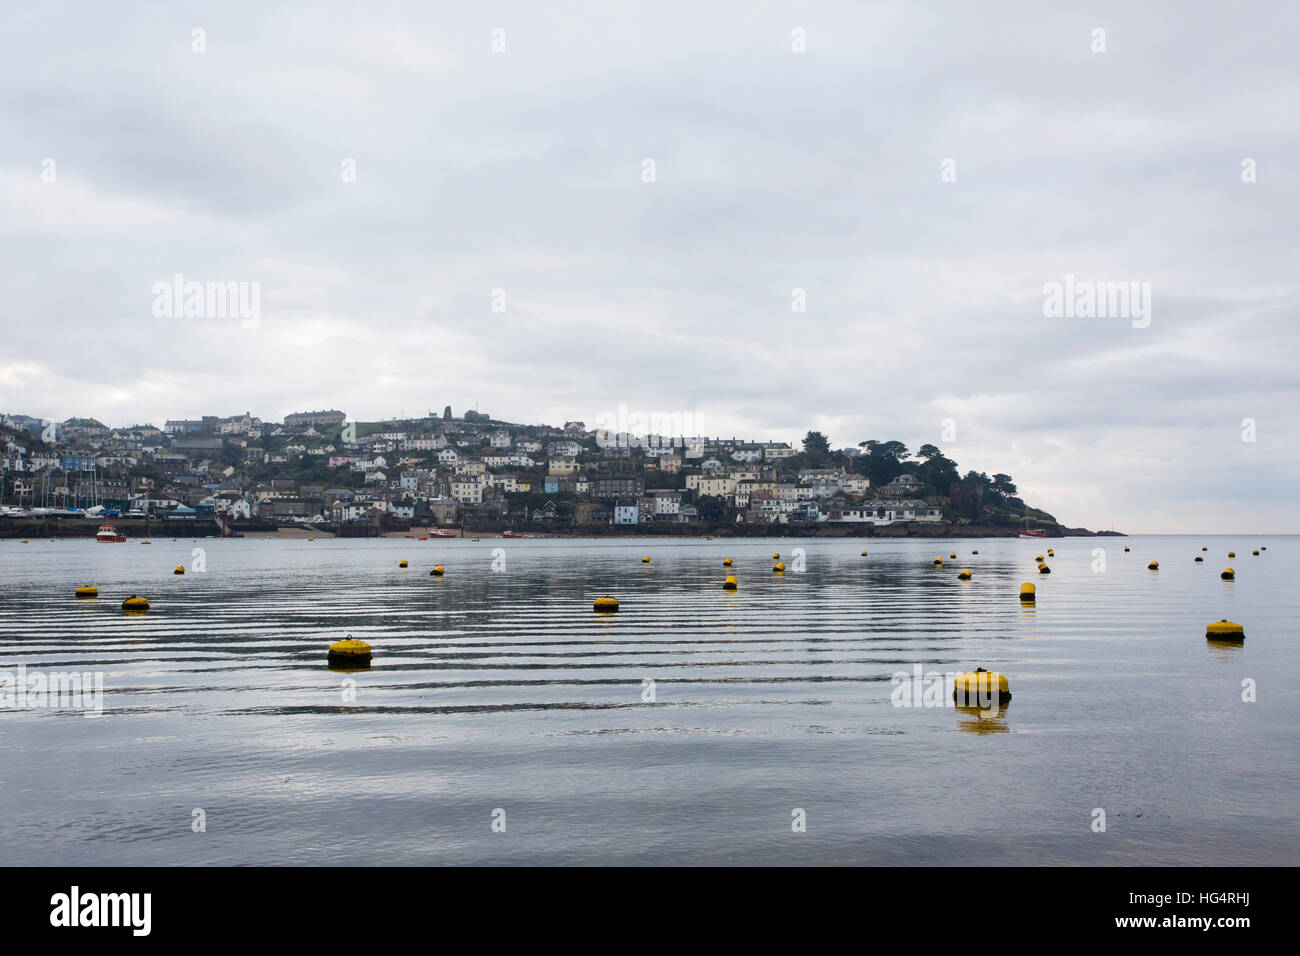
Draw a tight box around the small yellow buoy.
[21,539,29,543]
[723,575,738,590]
[953,668,1011,704]
[957,569,972,580]
[1205,619,1244,643]
[1035,554,1044,562]
[1047,549,1054,557]
[1019,582,1035,602]
[399,560,408,568]
[122,595,150,613]
[75,585,98,598]
[933,557,943,567]
[173,565,185,575]
[430,564,444,576]
[1221,568,1235,580]
[1123,546,1130,552]
[1252,550,1259,556]
[1201,547,1207,551]
[773,562,785,573]
[971,549,979,555]
[723,557,733,566]
[328,637,371,667]
[1148,561,1158,570]
[1228,551,1235,558]
[949,552,956,559]
[772,552,780,560]
[593,596,619,612]
[1038,563,1051,574]
[642,556,650,564]
[1194,556,1203,562]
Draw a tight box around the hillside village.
[0,407,1073,535]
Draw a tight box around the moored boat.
[96,524,126,542]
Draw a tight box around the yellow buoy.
[773,562,785,573]
[949,552,956,559]
[1148,561,1158,570]
[1047,549,1054,557]
[723,557,733,566]
[933,557,943,567]
[722,575,738,591]
[861,551,867,556]
[953,668,1011,704]
[1261,546,1266,550]
[1019,582,1036,602]
[75,585,98,598]
[972,549,979,554]
[641,556,650,564]
[328,637,371,667]
[957,569,972,580]
[173,565,185,575]
[1201,546,1207,551]
[1035,554,1044,562]
[471,537,480,541]
[122,595,150,613]
[1194,556,1203,562]
[21,539,28,543]
[1206,620,1244,643]
[399,560,408,567]
[430,564,444,576]
[1221,568,1235,580]
[772,552,780,560]
[1252,550,1259,556]
[1038,563,1051,574]
[1123,546,1130,552]
[593,596,619,612]
[1228,551,1235,558]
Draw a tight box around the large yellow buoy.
[1206,620,1244,643]
[953,668,1011,704]
[122,595,150,613]
[1038,563,1051,574]
[1019,582,1036,602]
[328,637,371,668]
[723,557,733,566]
[173,565,185,575]
[1147,561,1158,570]
[722,575,738,591]
[642,556,650,564]
[773,562,785,573]
[399,560,408,568]
[593,596,619,612]
[1221,567,1235,580]
[957,569,972,580]
[75,585,98,599]
[430,564,444,576]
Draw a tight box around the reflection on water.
[0,534,1297,865]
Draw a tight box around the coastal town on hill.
[0,406,1098,537]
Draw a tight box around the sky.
[1,1,1297,533]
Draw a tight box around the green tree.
[802,431,831,465]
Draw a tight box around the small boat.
[428,529,457,538]
[1018,529,1047,539]
[501,530,524,539]
[96,524,126,542]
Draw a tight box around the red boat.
[428,529,457,538]
[96,524,126,542]
[501,530,524,539]
[1017,530,1047,539]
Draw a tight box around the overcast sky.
[2,1,1296,532]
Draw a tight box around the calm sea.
[1,533,1296,865]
